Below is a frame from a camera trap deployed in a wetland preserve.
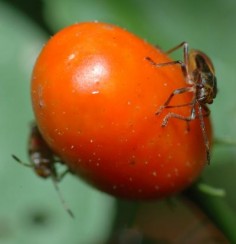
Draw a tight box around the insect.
[146,42,217,164]
[12,124,74,218]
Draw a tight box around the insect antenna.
[51,175,75,218]
[13,154,74,218]
[12,154,32,168]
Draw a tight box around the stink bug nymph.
[12,124,74,218]
[146,42,217,164]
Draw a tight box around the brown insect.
[12,124,74,218]
[146,42,217,164]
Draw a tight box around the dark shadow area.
[2,0,52,34]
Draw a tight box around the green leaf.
[0,2,114,243]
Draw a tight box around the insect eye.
[195,54,211,73]
[213,76,218,97]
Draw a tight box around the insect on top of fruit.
[146,42,217,164]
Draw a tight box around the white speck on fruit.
[39,100,44,108]
[68,53,76,60]
[91,90,99,94]
[144,161,149,165]
[96,162,100,166]
[70,145,75,149]
[90,139,94,143]
[37,85,45,108]
[167,173,171,178]
[174,168,179,176]
[54,128,64,136]
[152,171,157,177]
[186,161,191,167]
[129,177,133,182]
[163,82,167,87]
[168,154,173,160]
[155,185,160,191]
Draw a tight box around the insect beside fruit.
[13,124,74,217]
[31,21,213,199]
[146,42,217,164]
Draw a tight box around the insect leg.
[198,104,210,164]
[51,175,74,218]
[148,42,193,84]
[156,86,195,115]
[57,168,72,182]
[165,42,188,55]
[146,56,188,80]
[161,110,195,127]
[198,104,210,117]
[166,42,190,69]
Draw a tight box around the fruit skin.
[31,21,211,199]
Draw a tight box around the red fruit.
[31,22,211,199]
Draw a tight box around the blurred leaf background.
[0,0,236,243]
